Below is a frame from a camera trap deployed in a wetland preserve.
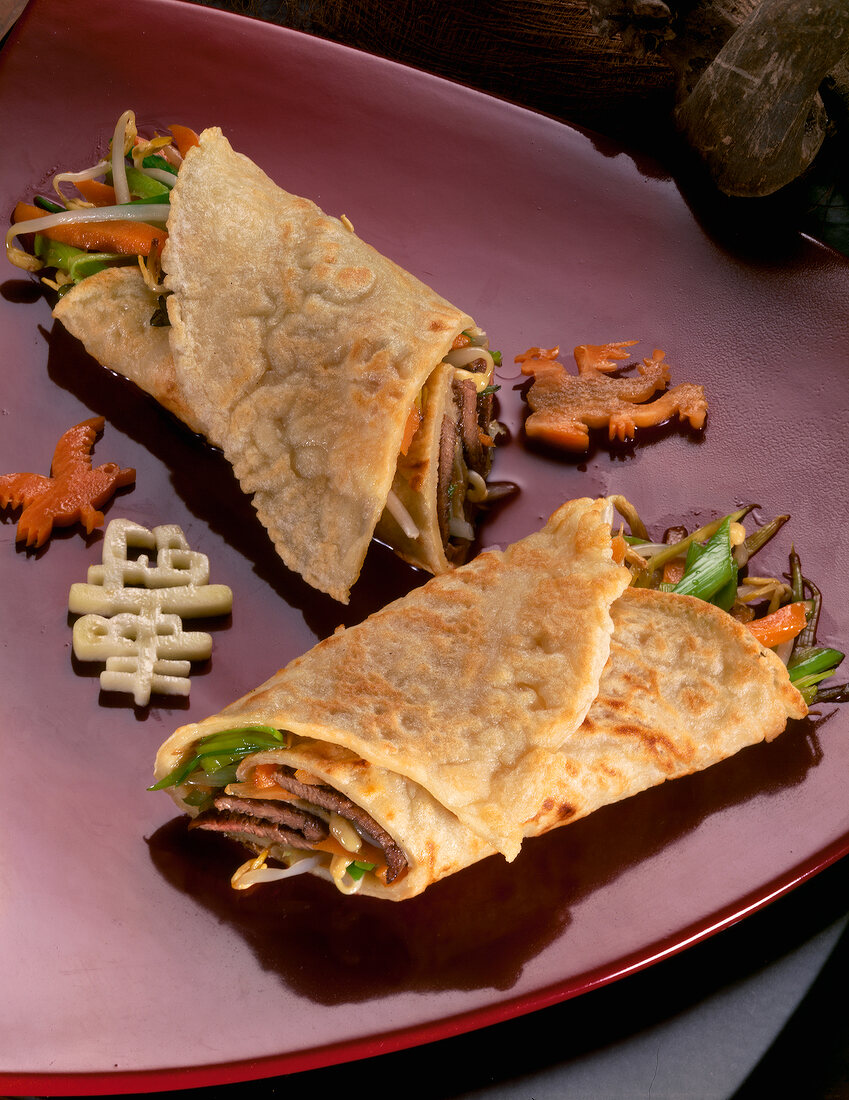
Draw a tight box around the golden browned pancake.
[54,128,499,602]
[163,129,480,601]
[154,497,631,864]
[53,266,202,434]
[153,502,807,900]
[525,586,808,838]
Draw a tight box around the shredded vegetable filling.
[610,495,847,706]
[437,328,509,558]
[151,727,408,894]
[6,109,196,310]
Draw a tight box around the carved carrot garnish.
[517,341,708,452]
[0,417,135,547]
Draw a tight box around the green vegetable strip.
[630,568,657,589]
[199,752,251,774]
[148,725,287,790]
[814,683,849,703]
[124,192,171,206]
[710,564,740,611]
[345,860,376,881]
[122,164,171,199]
[195,764,241,786]
[793,667,840,689]
[34,195,65,214]
[789,547,805,604]
[645,507,752,573]
[142,154,179,176]
[796,584,822,652]
[672,517,737,603]
[740,514,790,560]
[795,672,840,705]
[183,789,213,808]
[34,235,130,283]
[788,646,845,704]
[788,647,844,680]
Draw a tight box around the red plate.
[1,0,848,1092]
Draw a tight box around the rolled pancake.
[155,496,631,861]
[153,580,809,897]
[525,586,808,837]
[153,550,807,902]
[53,126,495,602]
[53,266,202,433]
[166,127,479,602]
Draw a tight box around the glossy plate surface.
[1,0,848,1091]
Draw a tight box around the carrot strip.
[747,600,808,648]
[169,124,200,157]
[662,559,686,585]
[252,763,279,789]
[14,200,45,222]
[13,201,165,257]
[399,404,422,455]
[74,179,117,206]
[451,332,471,349]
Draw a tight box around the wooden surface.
[192,0,849,201]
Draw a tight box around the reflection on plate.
[1,0,848,1090]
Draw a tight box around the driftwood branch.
[585,0,849,195]
[674,0,849,196]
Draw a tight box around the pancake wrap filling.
[189,764,409,884]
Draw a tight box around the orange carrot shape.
[0,417,135,547]
[517,341,708,452]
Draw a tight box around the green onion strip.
[149,725,287,791]
[637,507,752,575]
[670,517,738,609]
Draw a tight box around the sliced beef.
[271,766,409,883]
[190,808,324,851]
[455,377,486,474]
[438,377,498,555]
[212,794,328,841]
[191,770,409,885]
[454,374,497,478]
[436,411,458,550]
